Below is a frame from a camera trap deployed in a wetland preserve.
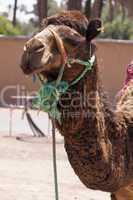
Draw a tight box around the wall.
[96,40,133,99]
[0,36,133,105]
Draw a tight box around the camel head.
[21,11,103,82]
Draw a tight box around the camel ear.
[86,19,103,42]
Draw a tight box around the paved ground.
[0,108,110,200]
[0,108,50,136]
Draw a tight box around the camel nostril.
[21,38,46,74]
[33,44,45,53]
[24,38,45,54]
[31,38,45,53]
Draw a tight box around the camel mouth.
[21,52,53,76]
[21,63,43,75]
[40,69,59,82]
[21,64,59,83]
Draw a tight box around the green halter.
[32,55,95,124]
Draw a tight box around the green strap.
[52,120,59,200]
[54,55,95,88]
[68,55,95,87]
[32,55,96,200]
[69,60,92,87]
[69,67,90,87]
[32,55,95,124]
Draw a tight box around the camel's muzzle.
[20,38,46,75]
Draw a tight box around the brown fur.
[42,10,88,36]
[56,46,133,198]
[21,11,133,200]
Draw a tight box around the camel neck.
[56,60,123,191]
[57,60,113,143]
[55,42,115,164]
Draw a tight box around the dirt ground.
[0,134,110,200]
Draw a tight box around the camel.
[20,11,133,200]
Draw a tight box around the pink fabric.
[117,61,133,98]
[125,61,133,85]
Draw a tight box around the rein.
[61,55,96,87]
[32,56,95,124]
[32,28,95,123]
[25,28,95,200]
[49,28,95,88]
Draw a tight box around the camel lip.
[21,65,44,76]
[21,64,59,82]
[22,69,57,83]
[21,67,33,75]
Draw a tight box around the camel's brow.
[35,28,52,38]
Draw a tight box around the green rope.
[69,55,95,86]
[52,120,59,200]
[32,55,95,200]
[32,55,95,124]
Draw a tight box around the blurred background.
[0,0,133,40]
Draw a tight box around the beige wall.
[96,40,133,99]
[0,36,133,105]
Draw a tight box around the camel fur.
[20,11,133,200]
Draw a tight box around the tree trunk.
[12,0,18,26]
[84,0,92,20]
[37,0,48,25]
[108,0,114,21]
[67,0,82,11]
[115,0,133,18]
[121,1,126,21]
[92,0,103,18]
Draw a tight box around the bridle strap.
[49,28,67,65]
[49,28,67,86]
[32,31,95,125]
[68,55,95,87]
[46,28,95,88]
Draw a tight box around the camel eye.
[52,48,59,54]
